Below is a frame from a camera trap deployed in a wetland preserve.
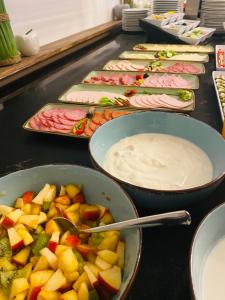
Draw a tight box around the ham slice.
[129,94,193,110]
[65,91,128,104]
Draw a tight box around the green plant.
[0,0,20,66]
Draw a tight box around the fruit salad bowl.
[0,164,141,300]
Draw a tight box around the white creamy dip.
[202,238,225,300]
[103,133,213,190]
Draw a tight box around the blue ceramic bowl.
[0,164,141,300]
[190,202,225,299]
[89,111,225,210]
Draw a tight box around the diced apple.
[12,246,31,266]
[65,203,80,212]
[17,228,34,246]
[81,205,100,221]
[55,195,70,205]
[7,227,24,251]
[60,231,70,245]
[47,206,59,219]
[65,184,81,199]
[44,269,67,292]
[66,234,80,247]
[84,265,99,288]
[63,211,79,225]
[85,263,100,278]
[38,212,47,224]
[32,184,51,205]
[45,220,62,235]
[73,272,91,291]
[64,271,79,282]
[10,278,29,298]
[2,209,23,228]
[45,185,57,203]
[23,191,34,204]
[76,244,96,258]
[78,282,89,300]
[99,212,113,225]
[37,290,60,300]
[96,205,108,219]
[72,193,85,204]
[98,265,121,295]
[15,291,28,300]
[30,270,54,287]
[40,248,58,270]
[22,204,31,215]
[33,256,49,272]
[98,250,118,265]
[27,286,42,300]
[98,236,118,252]
[116,241,125,269]
[55,245,70,257]
[30,204,41,215]
[58,248,78,273]
[0,204,13,216]
[60,290,78,300]
[19,215,39,230]
[48,231,60,253]
[59,185,66,196]
[15,198,24,209]
[95,256,111,271]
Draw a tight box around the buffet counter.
[0,32,225,300]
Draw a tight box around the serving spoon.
[54,210,191,234]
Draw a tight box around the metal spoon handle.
[82,210,191,233]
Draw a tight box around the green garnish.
[99,97,129,107]
[178,90,192,101]
[31,233,50,256]
[141,90,152,95]
[155,50,177,58]
[99,97,114,106]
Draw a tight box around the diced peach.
[22,204,31,215]
[98,250,118,265]
[45,220,62,235]
[65,184,81,199]
[15,198,24,209]
[116,241,125,269]
[58,248,78,273]
[72,193,85,204]
[96,205,108,219]
[30,204,41,215]
[17,228,34,246]
[64,271,79,282]
[60,290,78,300]
[0,205,13,216]
[76,244,96,258]
[30,270,54,287]
[38,212,47,224]
[27,286,42,300]
[10,278,29,298]
[15,291,28,300]
[78,282,89,300]
[98,235,118,252]
[12,246,31,266]
[63,211,79,224]
[37,290,60,300]
[47,206,59,219]
[100,212,114,225]
[73,272,91,291]
[55,203,69,212]
[65,203,80,212]
[44,269,67,292]
[81,205,100,221]
[55,195,70,205]
[33,256,49,271]
[19,215,39,230]
[55,245,70,257]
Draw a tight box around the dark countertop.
[0,32,225,300]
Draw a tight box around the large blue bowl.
[0,164,141,300]
[190,202,225,299]
[89,111,225,210]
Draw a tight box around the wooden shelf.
[0,20,122,86]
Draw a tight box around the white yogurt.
[202,238,225,300]
[103,133,213,190]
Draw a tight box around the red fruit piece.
[72,193,85,204]
[135,74,143,80]
[66,234,80,247]
[2,216,14,228]
[23,191,34,204]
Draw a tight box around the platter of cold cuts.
[103,60,205,75]
[82,71,199,89]
[23,104,139,138]
[59,84,195,112]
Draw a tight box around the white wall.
[5,0,120,46]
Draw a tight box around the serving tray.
[179,27,216,45]
[119,51,209,63]
[133,43,214,53]
[212,71,225,121]
[103,59,205,75]
[23,103,140,139]
[82,70,199,90]
[59,84,195,112]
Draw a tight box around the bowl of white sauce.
[89,111,225,210]
[191,202,225,300]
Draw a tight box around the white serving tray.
[179,27,216,45]
[212,71,225,121]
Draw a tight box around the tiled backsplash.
[6,0,120,46]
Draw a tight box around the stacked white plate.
[200,0,225,32]
[153,0,184,13]
[122,8,149,31]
